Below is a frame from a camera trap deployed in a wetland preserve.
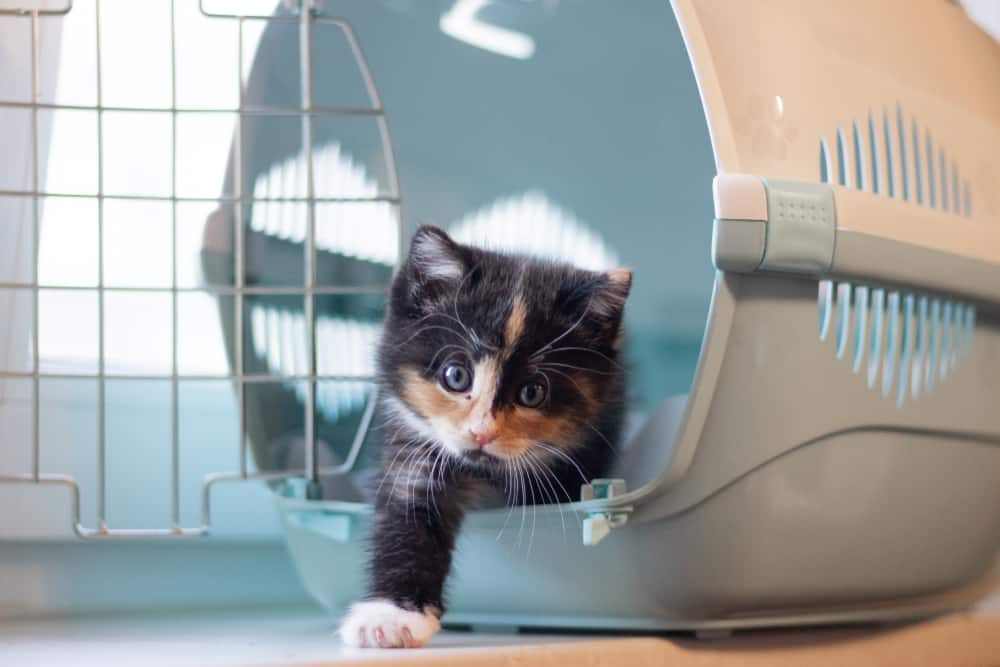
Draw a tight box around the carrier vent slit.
[898,294,914,407]
[897,105,910,200]
[927,299,941,392]
[868,288,885,389]
[853,120,866,191]
[868,112,880,194]
[836,128,848,186]
[911,117,923,204]
[853,285,869,373]
[836,282,851,359]
[883,291,900,398]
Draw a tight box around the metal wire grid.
[0,0,400,537]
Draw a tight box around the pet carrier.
[197,0,1000,631]
[1,0,998,634]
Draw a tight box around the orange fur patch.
[607,268,632,287]
[400,367,473,428]
[489,407,577,457]
[504,298,527,352]
[401,368,458,417]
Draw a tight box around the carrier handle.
[712,174,1000,305]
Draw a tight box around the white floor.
[0,606,572,667]
[4,594,998,667]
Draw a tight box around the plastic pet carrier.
[192,0,1000,632]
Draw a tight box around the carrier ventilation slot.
[817,280,975,407]
[819,105,972,218]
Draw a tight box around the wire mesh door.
[0,0,400,537]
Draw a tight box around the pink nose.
[471,428,498,447]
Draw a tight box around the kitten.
[339,226,631,648]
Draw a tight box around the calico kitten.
[339,226,631,648]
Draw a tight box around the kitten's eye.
[441,363,473,392]
[517,381,547,408]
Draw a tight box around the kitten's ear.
[392,225,468,315]
[590,268,633,320]
[406,225,467,283]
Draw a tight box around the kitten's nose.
[470,426,498,447]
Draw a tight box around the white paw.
[338,599,441,649]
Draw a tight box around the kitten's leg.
[339,461,468,649]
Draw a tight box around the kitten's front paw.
[338,599,441,648]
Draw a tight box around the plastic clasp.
[580,479,630,546]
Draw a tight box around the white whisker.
[535,442,590,485]
[534,345,624,370]
[537,361,617,376]
[426,448,444,520]
[529,297,592,360]
[390,324,470,352]
[516,458,527,550]
[525,465,538,558]
[496,462,516,543]
[388,440,434,516]
[537,456,582,522]
[536,365,586,398]
[570,417,617,454]
[376,434,425,500]
[425,343,468,373]
[524,450,566,539]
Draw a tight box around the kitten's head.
[379,225,631,469]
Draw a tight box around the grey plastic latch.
[712,218,766,272]
[580,479,629,546]
[760,179,836,274]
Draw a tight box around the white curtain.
[0,5,62,402]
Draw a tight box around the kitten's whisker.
[525,449,565,506]
[533,346,624,370]
[529,297,592,360]
[497,461,514,542]
[411,449,440,524]
[523,450,566,539]
[388,439,434,511]
[570,417,617,454]
[366,414,404,433]
[390,324,470,352]
[432,448,450,519]
[539,462,582,526]
[534,442,590,485]
[424,344,468,373]
[516,459,528,551]
[411,446,436,524]
[376,434,424,501]
[435,451,450,519]
[397,444,425,524]
[535,455,581,516]
[533,448,584,532]
[536,366,586,399]
[425,448,441,520]
[409,310,473,335]
[525,464,538,558]
[537,361,617,376]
